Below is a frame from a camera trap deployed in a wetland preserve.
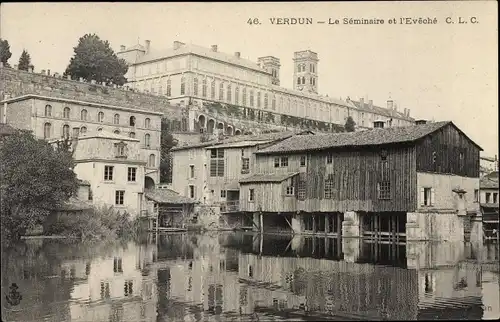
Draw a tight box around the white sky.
[1,2,498,156]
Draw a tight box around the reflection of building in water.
[68,242,158,321]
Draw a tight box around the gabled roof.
[145,188,197,204]
[239,172,299,184]
[349,99,411,121]
[256,121,483,154]
[171,130,314,151]
[480,176,499,189]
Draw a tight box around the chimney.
[407,109,411,117]
[415,119,427,125]
[29,65,34,73]
[120,45,126,51]
[173,41,185,50]
[144,40,151,54]
[368,100,373,109]
[47,69,51,76]
[359,98,364,108]
[235,52,241,58]
[211,45,218,52]
[373,120,385,128]
[387,99,394,110]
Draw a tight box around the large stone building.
[117,40,415,135]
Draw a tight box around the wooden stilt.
[284,216,293,232]
[259,211,263,235]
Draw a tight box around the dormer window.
[114,141,127,158]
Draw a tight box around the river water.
[1,232,499,321]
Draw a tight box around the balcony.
[220,200,240,213]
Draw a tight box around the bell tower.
[258,56,281,86]
[293,50,319,94]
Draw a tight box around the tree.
[18,49,32,71]
[0,38,12,67]
[159,119,178,183]
[63,33,128,85]
[0,130,79,241]
[344,115,356,132]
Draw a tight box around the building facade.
[1,94,163,184]
[117,41,415,133]
[238,121,482,242]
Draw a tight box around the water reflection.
[1,234,499,321]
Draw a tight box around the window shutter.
[430,188,435,206]
[420,188,425,206]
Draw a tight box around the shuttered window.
[324,174,334,199]
[421,187,435,206]
[210,148,224,177]
[298,174,307,200]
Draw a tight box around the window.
[124,281,133,297]
[62,124,70,139]
[114,142,126,157]
[189,165,195,178]
[378,160,391,199]
[241,157,250,174]
[324,174,334,199]
[227,84,232,102]
[104,166,114,181]
[493,193,498,204]
[115,190,125,205]
[221,190,226,198]
[286,186,294,196]
[209,148,224,177]
[129,132,135,138]
[44,104,52,117]
[128,167,137,182]
[145,118,151,129]
[235,86,239,105]
[242,88,247,105]
[300,155,306,167]
[189,185,195,198]
[474,189,479,202]
[72,127,79,138]
[63,107,70,119]
[280,157,289,167]
[144,134,151,148]
[97,112,104,123]
[43,122,51,139]
[272,96,276,110]
[297,175,306,200]
[129,116,136,127]
[193,77,199,96]
[421,187,435,206]
[297,77,301,85]
[274,157,280,168]
[166,79,172,97]
[80,109,88,121]
[486,192,491,203]
[80,126,87,134]
[97,127,103,131]
[219,82,224,100]
[113,114,120,124]
[113,130,120,135]
[249,90,254,107]
[264,93,268,109]
[148,154,156,167]
[249,189,255,202]
[257,92,261,108]
[326,154,333,164]
[211,80,216,99]
[180,76,185,95]
[202,79,207,97]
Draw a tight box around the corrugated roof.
[480,177,499,189]
[239,172,299,184]
[134,43,266,73]
[171,130,313,151]
[256,121,482,154]
[145,188,197,204]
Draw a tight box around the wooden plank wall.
[415,123,480,177]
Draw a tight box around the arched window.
[129,116,136,127]
[202,79,207,97]
[301,77,305,85]
[235,86,239,105]
[227,84,232,102]
[180,76,185,95]
[98,112,104,123]
[80,126,87,134]
[148,154,156,167]
[97,127,103,132]
[193,77,199,96]
[145,118,151,129]
[81,109,88,121]
[129,132,136,138]
[43,122,51,139]
[297,77,301,85]
[144,133,151,148]
[113,130,120,135]
[63,107,70,119]
[44,105,52,117]
[62,124,70,139]
[113,114,120,124]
